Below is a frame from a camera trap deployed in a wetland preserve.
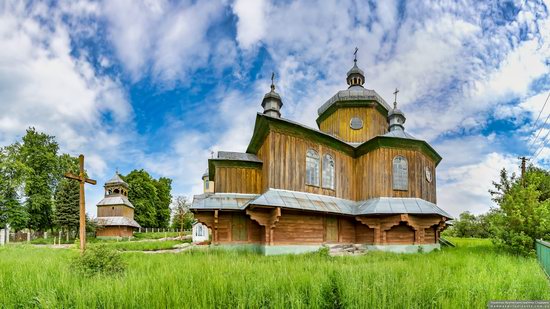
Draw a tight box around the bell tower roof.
[262,72,283,118]
[105,172,128,188]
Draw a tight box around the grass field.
[0,238,548,308]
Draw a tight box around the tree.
[54,155,80,238]
[124,170,158,227]
[489,166,550,255]
[171,196,193,235]
[154,177,172,228]
[19,128,59,231]
[0,144,29,231]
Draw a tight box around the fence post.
[44,232,48,239]
[27,231,30,243]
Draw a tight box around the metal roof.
[191,193,259,210]
[317,87,392,116]
[355,197,452,218]
[105,173,128,187]
[97,196,135,209]
[217,151,262,162]
[96,216,141,228]
[250,189,356,215]
[382,130,417,140]
[190,189,452,218]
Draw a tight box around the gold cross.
[64,154,96,255]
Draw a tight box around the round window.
[350,117,363,130]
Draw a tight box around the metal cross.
[270,72,275,91]
[64,154,96,255]
[354,47,358,63]
[393,88,399,109]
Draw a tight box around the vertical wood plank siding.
[255,131,436,202]
[319,107,388,143]
[214,166,262,194]
[97,206,134,217]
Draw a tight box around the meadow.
[0,238,548,308]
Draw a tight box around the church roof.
[105,173,128,187]
[191,189,452,219]
[382,130,416,139]
[317,87,392,116]
[97,195,135,208]
[217,151,262,162]
[96,216,141,228]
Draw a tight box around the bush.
[71,244,126,276]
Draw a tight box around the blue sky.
[0,0,549,217]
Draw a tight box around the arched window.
[306,149,320,186]
[322,154,335,189]
[393,155,408,190]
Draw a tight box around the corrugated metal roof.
[97,196,134,209]
[96,216,141,228]
[356,197,452,218]
[190,189,452,218]
[217,151,262,162]
[191,193,259,210]
[317,87,392,116]
[250,189,356,215]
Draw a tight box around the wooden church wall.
[355,148,437,203]
[257,131,356,200]
[273,210,325,244]
[97,205,134,217]
[214,166,262,194]
[319,107,388,143]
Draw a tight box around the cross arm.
[85,178,97,185]
[64,172,82,181]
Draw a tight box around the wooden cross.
[64,154,96,254]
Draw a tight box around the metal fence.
[137,228,190,233]
[536,239,550,278]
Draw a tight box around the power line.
[528,91,550,151]
[532,125,550,160]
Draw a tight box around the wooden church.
[191,57,451,254]
[95,173,141,238]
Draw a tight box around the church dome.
[346,61,365,87]
[105,173,128,188]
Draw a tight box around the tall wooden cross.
[64,154,96,254]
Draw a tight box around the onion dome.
[346,54,365,88]
[388,88,406,132]
[262,72,283,118]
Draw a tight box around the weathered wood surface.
[195,209,444,246]
[318,107,388,143]
[214,166,262,194]
[97,205,134,217]
[254,131,437,202]
[96,226,133,238]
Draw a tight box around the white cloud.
[0,1,135,215]
[232,0,267,49]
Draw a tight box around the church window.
[306,149,320,186]
[322,154,335,190]
[393,156,408,190]
[197,225,203,236]
[205,178,209,190]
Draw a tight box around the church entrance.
[325,217,338,243]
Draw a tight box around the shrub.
[71,244,126,276]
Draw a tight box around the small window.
[197,225,203,236]
[205,179,209,190]
[306,149,320,186]
[322,154,335,189]
[393,155,408,190]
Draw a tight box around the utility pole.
[519,156,529,187]
[64,154,96,255]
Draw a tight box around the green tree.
[0,144,29,231]
[54,178,80,237]
[19,128,59,231]
[489,166,550,255]
[154,177,172,228]
[124,170,158,227]
[171,196,194,233]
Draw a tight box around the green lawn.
[0,238,548,308]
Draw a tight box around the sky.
[0,0,549,218]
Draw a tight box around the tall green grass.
[0,238,548,308]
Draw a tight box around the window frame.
[305,148,320,186]
[392,155,409,191]
[322,153,335,190]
